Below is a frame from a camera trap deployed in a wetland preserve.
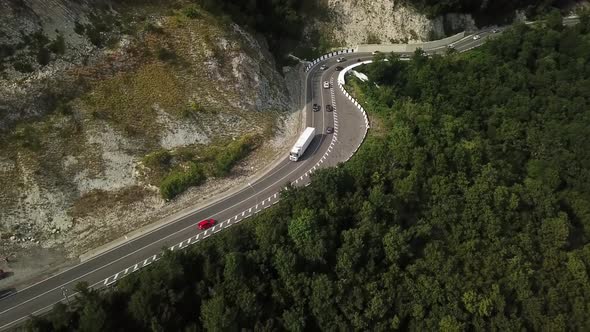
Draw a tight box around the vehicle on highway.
[492,28,499,33]
[0,269,5,279]
[400,54,410,58]
[290,127,316,161]
[336,66,343,71]
[0,288,16,300]
[337,57,346,63]
[320,64,328,70]
[326,104,333,112]
[312,104,320,112]
[198,219,215,230]
[473,34,481,40]
[372,50,380,55]
[357,58,362,62]
[323,81,330,89]
[326,127,334,134]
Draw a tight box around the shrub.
[183,5,201,19]
[48,34,66,54]
[86,27,103,47]
[157,47,176,62]
[143,150,172,170]
[0,44,15,60]
[13,60,33,73]
[13,125,41,151]
[74,21,85,35]
[36,46,51,65]
[159,162,206,200]
[211,135,256,177]
[366,32,381,44]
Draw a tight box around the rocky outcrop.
[312,0,476,45]
[0,0,297,271]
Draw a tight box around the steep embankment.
[0,1,299,285]
[309,0,476,46]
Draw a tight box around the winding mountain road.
[1,18,576,328]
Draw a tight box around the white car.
[320,64,328,70]
[492,28,499,33]
[323,81,330,89]
[372,50,380,55]
[337,57,346,63]
[473,34,481,40]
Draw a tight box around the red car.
[198,219,215,230]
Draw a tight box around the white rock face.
[157,109,210,150]
[317,0,476,45]
[0,1,297,265]
[74,124,138,195]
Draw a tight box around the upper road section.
[0,15,579,330]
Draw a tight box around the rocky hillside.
[309,0,476,46]
[0,0,298,284]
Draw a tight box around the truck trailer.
[289,127,316,161]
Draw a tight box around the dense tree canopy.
[28,16,590,332]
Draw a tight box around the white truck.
[289,127,316,161]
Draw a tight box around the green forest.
[27,14,590,332]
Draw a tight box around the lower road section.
[0,50,368,330]
[0,21,520,328]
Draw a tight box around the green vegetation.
[82,62,186,143]
[29,18,590,331]
[48,34,66,55]
[210,135,257,177]
[365,32,381,44]
[160,162,206,200]
[142,135,259,200]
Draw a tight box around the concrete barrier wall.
[356,31,465,53]
[304,48,356,72]
[305,31,467,72]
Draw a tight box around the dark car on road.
[313,104,320,112]
[326,104,333,112]
[326,127,334,134]
[336,66,344,71]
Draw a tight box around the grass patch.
[70,186,149,219]
[208,134,257,177]
[141,134,260,199]
[366,32,381,44]
[81,62,186,143]
[11,124,42,151]
[160,162,206,200]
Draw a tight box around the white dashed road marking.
[99,62,364,289]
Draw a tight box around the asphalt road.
[1,17,577,328]
[0,41,369,331]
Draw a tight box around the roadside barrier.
[336,61,372,161]
[304,48,356,72]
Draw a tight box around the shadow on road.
[0,287,16,300]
